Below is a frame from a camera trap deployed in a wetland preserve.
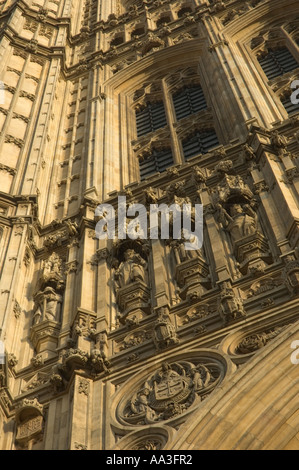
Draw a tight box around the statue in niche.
[114,248,147,289]
[33,287,63,325]
[42,252,61,277]
[171,231,202,263]
[217,202,258,242]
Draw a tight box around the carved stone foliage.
[132,439,162,450]
[114,352,232,428]
[49,346,111,393]
[112,426,172,451]
[118,329,152,351]
[235,326,287,355]
[220,322,293,364]
[246,277,283,298]
[181,302,216,325]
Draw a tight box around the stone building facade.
[1,0,299,451]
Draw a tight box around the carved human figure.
[43,253,61,276]
[190,365,210,392]
[218,203,257,242]
[131,388,150,414]
[33,287,62,324]
[114,248,147,288]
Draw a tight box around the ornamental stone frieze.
[220,320,296,364]
[111,349,235,431]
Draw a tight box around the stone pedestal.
[116,280,151,325]
[175,257,210,301]
[30,320,61,360]
[233,232,272,275]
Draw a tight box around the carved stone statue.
[33,287,63,324]
[217,203,258,242]
[114,248,147,289]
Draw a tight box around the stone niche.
[15,399,44,450]
[112,240,151,325]
[215,161,273,275]
[30,252,66,359]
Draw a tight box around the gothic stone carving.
[15,399,44,449]
[218,282,246,324]
[120,360,221,425]
[215,166,272,274]
[114,246,151,324]
[153,308,179,350]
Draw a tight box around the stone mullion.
[151,239,169,308]
[262,153,299,244]
[78,231,96,312]
[69,376,91,450]
[100,0,115,21]
[58,244,79,346]
[161,78,182,165]
[0,49,29,149]
[102,84,117,198]
[201,189,233,283]
[198,18,243,142]
[84,66,99,195]
[0,220,28,343]
[21,58,61,196]
[280,26,299,62]
[0,36,13,76]
[43,78,70,225]
[253,187,292,258]
[62,76,83,218]
[96,244,111,330]
[59,0,73,17]
[119,93,130,188]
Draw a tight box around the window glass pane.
[182,130,219,160]
[136,102,167,137]
[281,95,299,115]
[139,148,174,179]
[173,86,207,120]
[258,47,298,80]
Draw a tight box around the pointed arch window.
[139,148,174,180]
[173,85,207,121]
[182,129,219,160]
[136,101,167,137]
[258,47,298,80]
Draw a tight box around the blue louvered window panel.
[173,86,207,121]
[182,130,219,160]
[258,47,298,80]
[136,102,167,137]
[281,95,299,115]
[139,148,174,180]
